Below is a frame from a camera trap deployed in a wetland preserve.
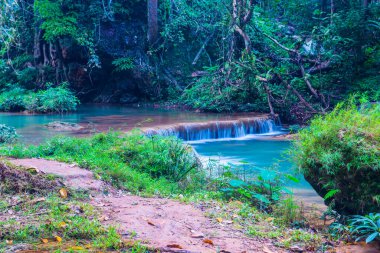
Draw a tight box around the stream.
[0,104,324,206]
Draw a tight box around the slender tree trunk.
[147,0,158,45]
[263,83,275,115]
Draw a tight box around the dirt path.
[9,158,282,253]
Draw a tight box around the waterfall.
[144,116,282,141]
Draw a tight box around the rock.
[45,121,83,131]
[120,94,139,104]
[290,245,304,252]
[5,243,33,253]
[190,230,205,238]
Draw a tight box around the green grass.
[0,131,205,196]
[0,84,79,113]
[291,98,380,214]
[0,193,120,251]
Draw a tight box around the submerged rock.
[45,121,84,131]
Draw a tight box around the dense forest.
[1,0,379,121]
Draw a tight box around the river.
[0,104,324,206]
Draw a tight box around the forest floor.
[2,158,379,253]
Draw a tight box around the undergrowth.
[0,83,79,113]
[0,131,204,196]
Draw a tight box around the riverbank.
[1,130,378,252]
[0,158,323,252]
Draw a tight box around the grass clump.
[0,83,79,113]
[0,131,204,196]
[291,98,380,215]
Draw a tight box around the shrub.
[116,134,201,182]
[0,124,18,143]
[0,83,79,113]
[0,131,204,195]
[292,99,380,214]
[25,83,80,113]
[0,87,26,112]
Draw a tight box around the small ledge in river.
[45,121,84,131]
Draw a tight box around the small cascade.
[145,116,282,141]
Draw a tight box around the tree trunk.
[147,0,158,45]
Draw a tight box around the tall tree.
[147,0,158,45]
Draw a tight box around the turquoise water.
[0,104,323,204]
[192,138,324,204]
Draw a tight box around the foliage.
[1,0,379,119]
[292,99,380,214]
[0,131,204,195]
[217,166,298,211]
[273,196,304,227]
[349,213,380,243]
[112,57,135,72]
[26,83,80,113]
[0,125,18,143]
[0,84,79,113]
[0,87,26,112]
[329,213,380,244]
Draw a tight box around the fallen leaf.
[59,188,68,199]
[58,221,67,228]
[216,217,223,223]
[6,240,13,245]
[84,244,92,249]
[70,246,84,250]
[99,215,110,221]
[203,238,214,245]
[167,244,183,249]
[41,238,49,244]
[147,220,155,226]
[55,236,62,242]
[265,217,274,222]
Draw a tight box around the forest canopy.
[1,0,379,122]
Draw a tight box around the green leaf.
[324,189,340,200]
[285,174,300,183]
[366,232,379,243]
[228,179,248,188]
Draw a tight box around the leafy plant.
[0,84,79,113]
[219,172,291,210]
[112,57,135,72]
[292,99,380,214]
[0,87,26,112]
[349,213,380,243]
[0,124,18,143]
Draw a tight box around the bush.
[0,131,204,195]
[0,84,79,113]
[0,87,26,112]
[31,83,79,113]
[0,124,18,143]
[292,99,380,214]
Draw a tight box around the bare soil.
[8,158,283,253]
